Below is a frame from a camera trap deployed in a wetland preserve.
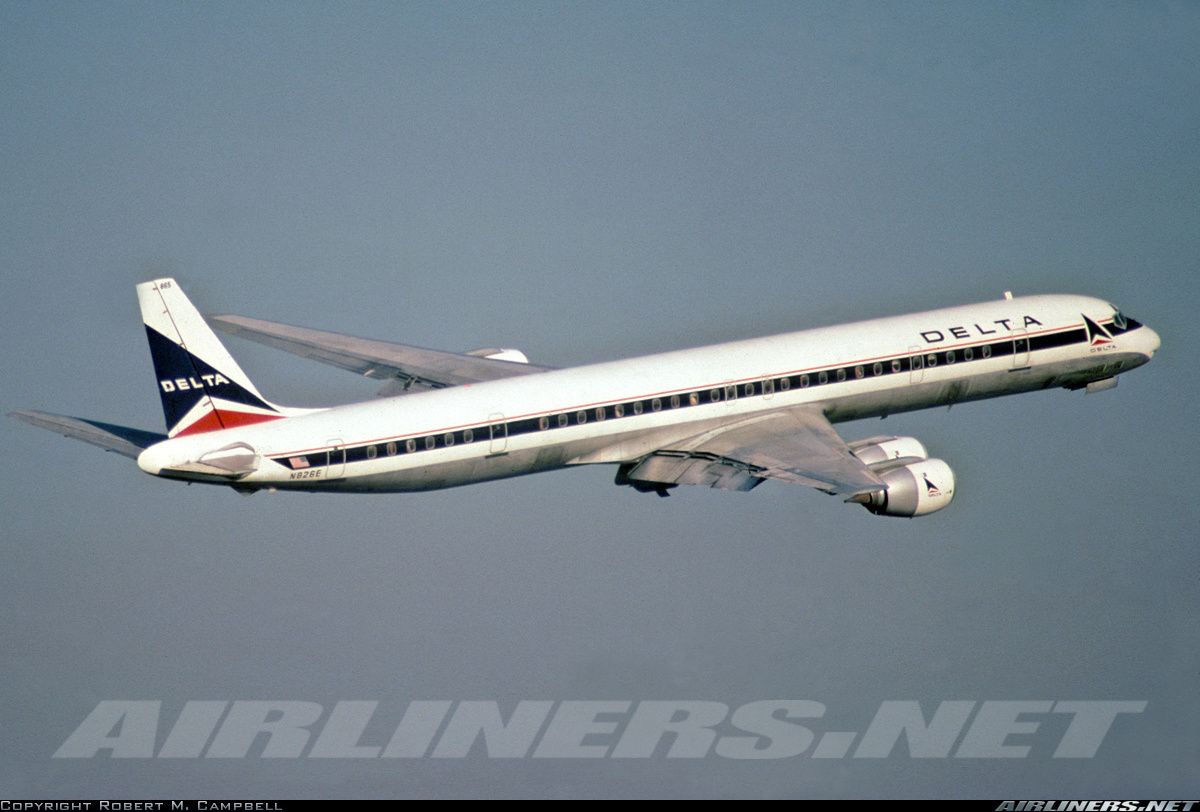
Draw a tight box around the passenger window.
[780,377,791,391]
[873,362,883,376]
[744,383,755,397]
[576,410,587,424]
[633,401,644,415]
[406,439,416,453]
[464,428,474,443]
[444,433,454,447]
[763,380,773,395]
[670,395,680,409]
[651,398,662,412]
[614,403,625,417]
[946,351,955,365]
[689,392,700,406]
[539,416,549,430]
[892,359,901,373]
[799,375,809,388]
[595,407,606,421]
[964,347,973,361]
[558,413,568,428]
[387,442,397,456]
[367,446,377,460]
[982,345,992,358]
[855,366,864,379]
[710,388,722,402]
[836,369,846,382]
[818,371,828,384]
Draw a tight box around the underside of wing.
[615,407,886,497]
[9,410,166,459]
[209,314,554,391]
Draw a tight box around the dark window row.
[273,326,1092,471]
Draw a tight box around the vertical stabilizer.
[138,278,288,436]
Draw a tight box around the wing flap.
[209,315,553,389]
[620,407,886,497]
[618,451,764,493]
[9,410,166,459]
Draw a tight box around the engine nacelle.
[848,435,929,467]
[465,347,530,364]
[858,458,956,517]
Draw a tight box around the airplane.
[10,279,1160,517]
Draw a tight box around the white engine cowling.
[465,347,530,363]
[860,458,956,517]
[849,435,929,467]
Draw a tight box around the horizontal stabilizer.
[9,410,166,459]
[210,314,554,389]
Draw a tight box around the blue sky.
[2,2,1197,798]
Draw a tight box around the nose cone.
[1140,326,1161,358]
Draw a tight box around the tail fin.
[138,278,291,437]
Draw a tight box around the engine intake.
[857,458,955,517]
[848,436,955,517]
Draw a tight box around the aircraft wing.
[209,315,554,391]
[9,410,166,459]
[617,407,886,497]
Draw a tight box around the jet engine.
[848,436,955,517]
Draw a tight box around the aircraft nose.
[1141,326,1161,357]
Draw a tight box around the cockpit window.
[1108,305,1141,334]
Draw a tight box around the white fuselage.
[136,294,1159,493]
